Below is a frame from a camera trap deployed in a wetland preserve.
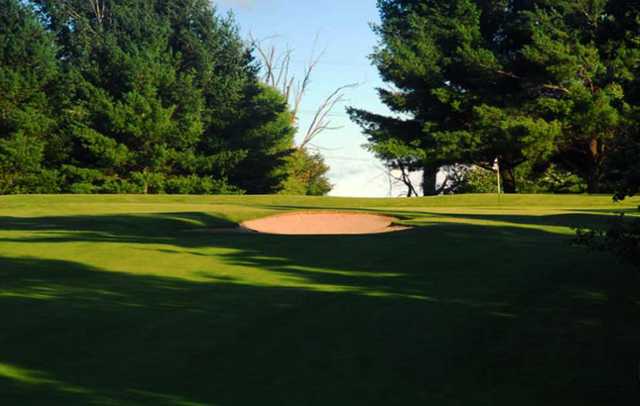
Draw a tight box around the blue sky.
[216,0,401,196]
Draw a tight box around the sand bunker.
[241,212,408,235]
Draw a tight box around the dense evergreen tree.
[6,0,640,197]
[350,0,640,194]
[0,0,60,193]
[518,0,639,193]
[0,0,297,195]
[225,84,295,194]
[349,0,559,194]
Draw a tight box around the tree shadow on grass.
[0,211,639,405]
[257,204,629,230]
[0,255,515,405]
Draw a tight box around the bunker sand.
[241,212,408,235]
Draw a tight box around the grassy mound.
[0,194,638,405]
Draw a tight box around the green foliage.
[0,0,59,193]
[0,0,302,195]
[453,166,498,194]
[607,122,640,201]
[441,164,581,195]
[576,110,640,269]
[164,175,242,195]
[226,84,296,194]
[279,149,332,196]
[351,0,640,195]
[531,165,588,194]
[519,0,634,193]
[577,215,640,270]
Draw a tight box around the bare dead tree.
[250,35,358,149]
[89,0,107,25]
[58,0,108,33]
[252,36,298,111]
[300,82,358,149]
[385,162,419,197]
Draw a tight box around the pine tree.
[352,0,640,194]
[519,0,638,193]
[349,0,560,193]
[30,0,295,194]
[0,0,59,193]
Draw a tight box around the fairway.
[1,194,639,405]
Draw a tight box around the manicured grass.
[0,194,639,405]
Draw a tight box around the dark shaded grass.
[259,204,632,229]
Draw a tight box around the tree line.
[0,0,331,195]
[350,0,640,196]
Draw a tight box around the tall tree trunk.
[587,172,601,194]
[587,137,601,194]
[500,167,516,193]
[422,165,438,196]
